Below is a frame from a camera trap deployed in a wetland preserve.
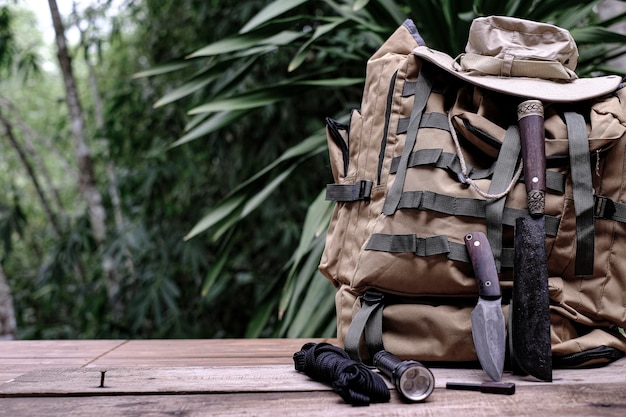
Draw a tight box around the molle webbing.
[396,112,450,134]
[365,233,516,267]
[389,149,566,193]
[383,71,434,215]
[485,125,521,271]
[565,112,595,276]
[326,180,373,202]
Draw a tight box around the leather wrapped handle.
[517,100,546,216]
[464,232,501,299]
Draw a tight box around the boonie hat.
[413,16,622,102]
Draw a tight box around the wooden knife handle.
[464,232,501,299]
[517,100,546,216]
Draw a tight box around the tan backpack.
[319,17,626,367]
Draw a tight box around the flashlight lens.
[398,365,434,402]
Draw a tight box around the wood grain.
[1,384,625,417]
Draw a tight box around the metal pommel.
[517,100,544,120]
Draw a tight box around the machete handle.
[517,99,546,216]
[464,232,501,299]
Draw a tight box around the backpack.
[319,17,626,367]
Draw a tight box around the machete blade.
[465,232,506,382]
[512,216,552,382]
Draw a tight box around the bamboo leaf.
[244,298,278,337]
[240,0,310,34]
[187,31,303,58]
[240,166,296,218]
[285,270,335,338]
[353,0,370,11]
[288,18,348,72]
[290,189,332,270]
[229,130,326,194]
[571,26,626,45]
[296,77,364,87]
[184,196,245,241]
[170,110,246,148]
[132,62,191,78]
[201,242,233,297]
[154,78,213,108]
[188,92,283,114]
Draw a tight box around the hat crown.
[466,16,579,71]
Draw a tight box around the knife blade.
[512,99,552,382]
[464,231,506,382]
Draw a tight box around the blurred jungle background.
[1,0,626,340]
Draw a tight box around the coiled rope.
[293,342,390,406]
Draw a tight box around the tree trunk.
[0,113,61,237]
[48,0,108,245]
[0,263,17,340]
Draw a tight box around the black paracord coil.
[293,342,390,406]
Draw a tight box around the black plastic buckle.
[352,180,373,201]
[594,195,616,219]
[362,290,384,305]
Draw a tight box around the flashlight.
[372,350,435,402]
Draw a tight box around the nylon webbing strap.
[365,233,516,267]
[403,80,448,97]
[395,190,560,235]
[389,150,565,193]
[565,112,595,276]
[325,180,373,202]
[383,72,433,215]
[397,112,450,134]
[344,291,385,361]
[595,195,626,223]
[485,125,521,271]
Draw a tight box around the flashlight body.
[373,350,435,402]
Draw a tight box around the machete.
[511,99,552,382]
[465,231,506,382]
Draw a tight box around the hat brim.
[413,46,622,103]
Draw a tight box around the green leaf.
[288,18,347,72]
[153,78,213,108]
[571,26,626,45]
[187,30,303,58]
[296,77,364,87]
[184,196,245,241]
[240,0,310,34]
[201,242,233,297]
[240,165,296,218]
[289,189,332,272]
[244,297,278,337]
[132,62,191,78]
[170,110,246,148]
[353,0,370,11]
[229,130,326,194]
[188,92,283,115]
[278,235,326,325]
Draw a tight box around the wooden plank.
[0,366,325,396]
[1,384,625,417]
[1,358,625,397]
[89,338,332,367]
[0,340,127,382]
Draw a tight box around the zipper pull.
[596,149,601,177]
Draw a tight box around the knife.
[464,231,506,382]
[511,99,552,382]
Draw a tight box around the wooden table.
[0,338,624,416]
